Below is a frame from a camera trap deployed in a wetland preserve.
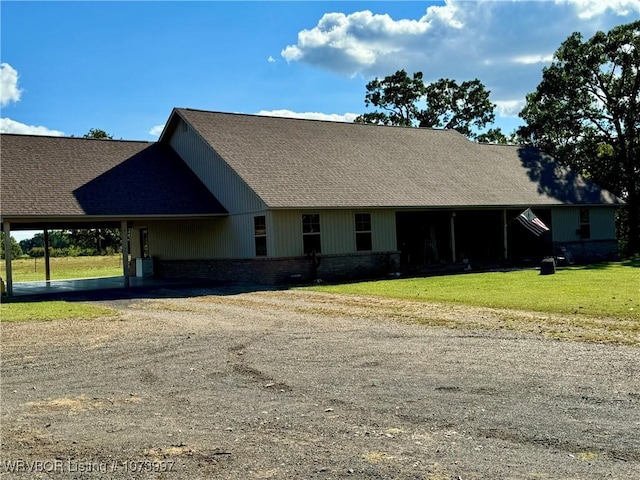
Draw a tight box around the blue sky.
[3,0,639,140]
[2,0,639,140]
[1,1,639,241]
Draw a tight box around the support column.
[121,220,130,288]
[44,229,51,281]
[503,209,508,260]
[450,212,456,263]
[3,221,13,296]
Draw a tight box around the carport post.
[3,221,13,296]
[44,229,51,281]
[450,212,456,263]
[121,220,130,288]
[503,209,508,260]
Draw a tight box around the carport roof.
[0,134,227,224]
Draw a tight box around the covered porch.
[395,207,553,270]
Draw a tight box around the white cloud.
[0,63,23,106]
[281,1,465,75]
[512,54,555,65]
[0,117,64,136]
[268,56,276,63]
[149,124,165,137]
[557,0,640,19]
[255,109,359,123]
[494,100,526,118]
[279,0,640,127]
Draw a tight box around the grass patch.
[306,262,639,320]
[0,255,122,282]
[0,301,117,322]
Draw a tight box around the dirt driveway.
[1,287,639,479]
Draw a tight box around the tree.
[83,128,113,139]
[354,70,497,140]
[66,228,121,255]
[355,70,426,127]
[0,233,23,259]
[418,78,496,138]
[518,21,640,254]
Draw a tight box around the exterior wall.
[551,206,619,262]
[133,216,259,260]
[589,207,617,240]
[551,206,616,242]
[553,240,619,263]
[146,208,400,284]
[270,209,397,257]
[167,117,266,214]
[132,208,397,264]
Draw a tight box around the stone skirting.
[155,251,400,285]
[553,239,619,263]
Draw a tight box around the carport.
[1,134,227,297]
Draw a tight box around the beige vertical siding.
[168,118,266,214]
[129,226,141,258]
[551,208,580,242]
[551,207,617,242]
[271,210,303,257]
[589,207,617,240]
[139,216,263,260]
[371,209,398,251]
[270,209,398,257]
[322,211,355,254]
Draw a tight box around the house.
[1,108,623,293]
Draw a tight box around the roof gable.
[171,108,622,209]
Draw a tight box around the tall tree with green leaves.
[0,233,23,259]
[354,70,498,140]
[355,70,426,127]
[518,21,640,254]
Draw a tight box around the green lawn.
[0,256,122,322]
[1,301,117,322]
[0,255,122,282]
[306,261,639,320]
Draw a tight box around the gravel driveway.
[1,287,639,479]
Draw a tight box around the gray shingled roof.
[1,134,227,220]
[173,108,622,209]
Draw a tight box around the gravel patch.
[1,287,639,479]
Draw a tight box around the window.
[355,213,372,251]
[579,208,591,239]
[302,214,321,254]
[254,216,267,256]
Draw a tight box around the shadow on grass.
[562,258,639,271]
[0,280,288,305]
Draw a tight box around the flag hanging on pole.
[516,208,550,236]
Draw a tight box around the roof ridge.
[0,133,153,144]
[177,107,465,135]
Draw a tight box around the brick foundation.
[155,251,400,285]
[553,240,619,263]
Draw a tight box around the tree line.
[1,229,122,260]
[354,21,639,255]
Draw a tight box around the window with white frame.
[302,214,321,254]
[355,213,372,251]
[579,208,590,239]
[254,216,267,256]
